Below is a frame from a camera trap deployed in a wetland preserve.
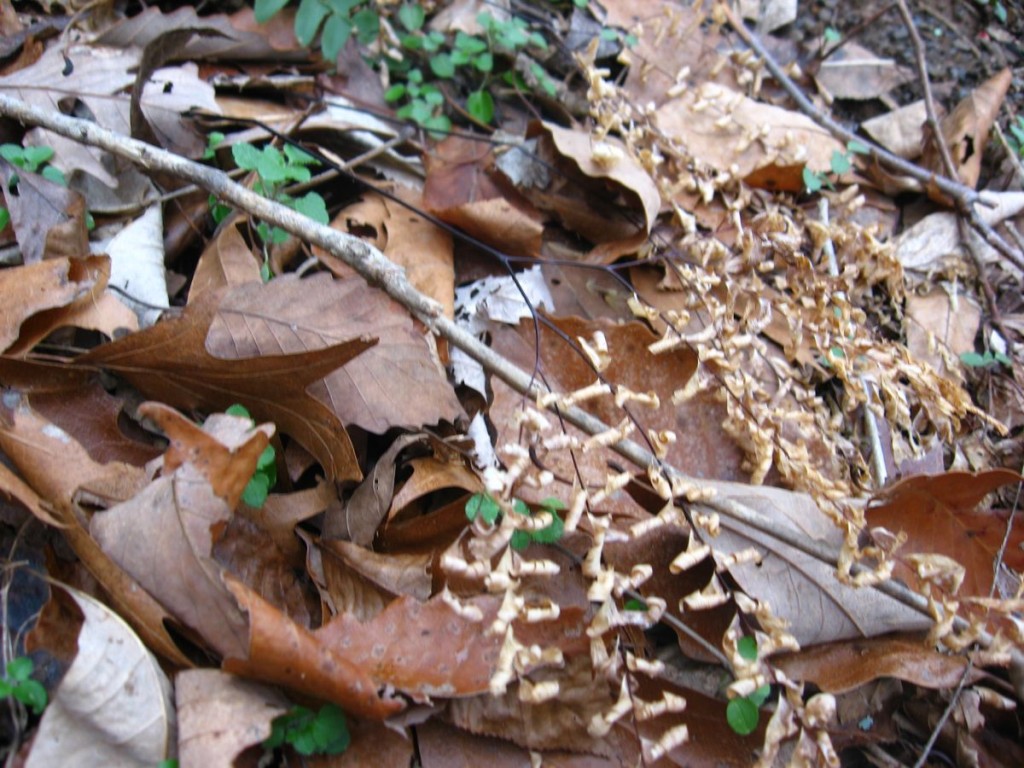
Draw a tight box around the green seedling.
[1007,115,1024,158]
[960,350,1012,368]
[0,656,48,716]
[213,141,329,280]
[725,636,771,735]
[1,142,67,231]
[802,140,869,193]
[264,704,351,757]
[225,404,277,508]
[464,492,565,550]
[255,0,380,62]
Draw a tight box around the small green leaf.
[225,404,253,420]
[510,530,531,550]
[41,165,67,186]
[232,142,263,171]
[455,32,487,54]
[22,145,55,171]
[294,191,329,224]
[284,144,318,166]
[830,149,851,175]
[624,598,647,611]
[422,114,451,136]
[295,0,330,46]
[512,499,529,515]
[599,28,618,41]
[310,704,350,754]
[243,472,270,508]
[256,145,288,183]
[384,84,407,102]
[352,8,379,43]
[321,13,353,61]
[531,510,563,544]
[14,679,47,715]
[7,657,33,682]
[0,207,9,231]
[529,31,547,48]
[422,89,444,107]
[748,684,771,708]
[726,697,759,735]
[624,33,638,47]
[85,210,95,230]
[737,635,758,661]
[256,444,276,470]
[960,351,989,367]
[802,166,823,193]
[467,89,494,124]
[539,497,566,511]
[430,53,456,78]
[260,261,272,283]
[269,225,290,244]
[398,3,425,32]
[255,0,292,23]
[995,353,1012,366]
[994,2,1007,23]
[0,143,23,164]
[823,26,841,44]
[847,139,870,155]
[158,760,180,768]
[465,492,500,524]
[473,52,493,72]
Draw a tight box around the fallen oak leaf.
[76,287,375,482]
[866,468,1024,597]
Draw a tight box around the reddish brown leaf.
[866,469,1024,596]
[76,287,374,481]
[189,220,261,301]
[0,160,89,264]
[223,575,404,720]
[423,136,545,257]
[90,405,270,659]
[490,316,745,516]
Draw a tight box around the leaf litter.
[0,0,1022,766]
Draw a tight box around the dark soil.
[786,0,1024,129]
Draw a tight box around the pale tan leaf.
[26,586,175,768]
[176,669,290,767]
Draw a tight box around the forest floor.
[0,0,1023,766]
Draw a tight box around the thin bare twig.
[0,91,996,646]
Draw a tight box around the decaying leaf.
[25,585,175,768]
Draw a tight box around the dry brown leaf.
[175,669,290,767]
[534,121,661,235]
[243,479,337,567]
[489,316,746,516]
[0,159,89,264]
[206,274,463,435]
[77,286,374,482]
[923,68,1011,194]
[862,100,928,160]
[905,288,981,379]
[814,42,914,101]
[190,219,262,301]
[655,83,845,183]
[322,434,427,544]
[866,469,1024,597]
[325,188,455,319]
[774,636,984,694]
[707,480,932,645]
[223,575,404,720]
[423,136,545,257]
[90,404,272,659]
[0,256,109,355]
[321,538,433,610]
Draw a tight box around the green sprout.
[264,703,350,756]
[225,404,277,508]
[0,656,48,716]
[464,492,565,550]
